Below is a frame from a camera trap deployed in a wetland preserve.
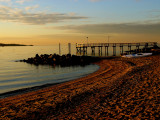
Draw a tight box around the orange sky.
[0,0,160,45]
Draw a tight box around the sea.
[0,43,159,98]
[0,44,100,98]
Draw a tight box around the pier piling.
[68,43,71,54]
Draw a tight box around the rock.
[19,53,101,67]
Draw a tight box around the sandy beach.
[0,55,160,119]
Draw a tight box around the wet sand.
[0,55,160,119]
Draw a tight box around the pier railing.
[76,42,157,47]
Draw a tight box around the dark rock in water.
[18,54,101,67]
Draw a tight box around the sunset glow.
[0,0,160,45]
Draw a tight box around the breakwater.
[19,54,101,66]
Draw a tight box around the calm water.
[1,43,159,97]
[0,45,99,96]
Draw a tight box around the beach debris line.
[19,54,101,66]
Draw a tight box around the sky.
[0,0,160,45]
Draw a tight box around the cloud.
[16,0,32,4]
[56,22,160,34]
[147,9,160,19]
[0,5,88,25]
[25,5,39,11]
[0,0,32,4]
[0,0,10,2]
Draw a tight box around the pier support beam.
[105,46,109,56]
[136,46,140,53]
[120,44,123,55]
[59,43,61,55]
[101,47,102,56]
[113,44,116,56]
[128,43,132,54]
[144,43,148,52]
[91,47,95,56]
[68,43,71,54]
[83,47,87,55]
[98,46,102,56]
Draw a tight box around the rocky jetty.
[20,54,101,66]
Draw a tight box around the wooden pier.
[76,42,157,56]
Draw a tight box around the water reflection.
[0,45,99,95]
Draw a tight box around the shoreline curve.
[0,55,160,119]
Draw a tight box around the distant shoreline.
[0,43,33,46]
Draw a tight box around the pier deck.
[76,42,157,56]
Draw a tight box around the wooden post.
[80,47,82,54]
[59,43,61,55]
[68,43,71,54]
[107,46,109,56]
[120,45,123,55]
[98,46,102,56]
[98,47,100,56]
[101,47,102,56]
[91,47,95,56]
[145,43,148,52]
[113,44,116,56]
[83,47,85,55]
[76,47,79,55]
[136,46,139,53]
[105,43,109,56]
[85,47,87,55]
[105,47,106,56]
[128,43,132,54]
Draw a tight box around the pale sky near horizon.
[0,0,160,45]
